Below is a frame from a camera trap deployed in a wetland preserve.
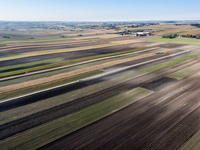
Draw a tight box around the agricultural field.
[1,22,200,150]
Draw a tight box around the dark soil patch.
[142,76,178,91]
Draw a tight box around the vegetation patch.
[161,31,186,36]
[140,54,200,73]
[179,127,200,150]
[166,62,200,80]
[146,37,200,45]
[0,87,153,150]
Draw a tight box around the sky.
[0,0,199,21]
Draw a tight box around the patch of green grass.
[0,47,149,78]
[0,87,153,150]
[0,38,73,44]
[140,54,200,73]
[166,62,200,80]
[179,127,200,150]
[0,70,104,101]
[0,58,63,71]
[146,37,200,45]
[161,31,186,36]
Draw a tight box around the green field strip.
[161,31,187,36]
[146,37,200,45]
[0,70,104,100]
[0,58,63,72]
[0,38,73,44]
[0,47,151,78]
[140,54,200,73]
[0,71,145,125]
[0,44,119,61]
[0,87,154,150]
[0,52,139,86]
[166,62,200,80]
[179,128,200,150]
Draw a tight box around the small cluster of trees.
[162,34,177,39]
[162,34,200,39]
[181,35,196,38]
[2,36,9,38]
[191,24,200,28]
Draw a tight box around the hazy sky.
[0,0,199,21]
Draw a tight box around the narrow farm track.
[1,53,200,144]
[38,72,200,150]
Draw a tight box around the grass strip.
[146,37,200,45]
[0,47,150,78]
[0,87,154,150]
[0,58,63,72]
[0,38,73,44]
[179,128,200,150]
[161,31,186,36]
[166,62,200,80]
[0,70,104,101]
[140,54,199,73]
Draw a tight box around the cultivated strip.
[166,62,200,80]
[179,128,200,150]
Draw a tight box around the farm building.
[132,32,150,36]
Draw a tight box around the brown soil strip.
[0,48,175,94]
[0,47,159,81]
